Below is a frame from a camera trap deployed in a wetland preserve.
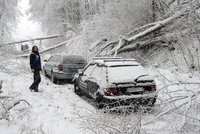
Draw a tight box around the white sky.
[14,0,44,40]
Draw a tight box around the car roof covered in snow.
[91,57,140,67]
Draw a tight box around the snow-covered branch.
[0,34,64,48]
[91,8,188,56]
[0,98,30,120]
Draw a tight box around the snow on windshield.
[107,65,148,83]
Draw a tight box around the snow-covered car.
[43,55,87,84]
[73,57,157,109]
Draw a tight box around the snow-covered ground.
[0,57,95,134]
[0,57,200,134]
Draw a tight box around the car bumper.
[54,72,75,80]
[101,93,157,106]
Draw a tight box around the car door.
[87,66,102,96]
[78,64,96,93]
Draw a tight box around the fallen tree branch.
[109,37,128,56]
[168,0,176,6]
[89,38,108,52]
[93,9,188,56]
[0,99,30,120]
[14,107,30,120]
[0,102,8,114]
[143,101,188,125]
[159,94,192,106]
[127,10,187,43]
[143,81,200,125]
[94,40,119,56]
[0,34,64,48]
[141,46,165,65]
[6,99,30,111]
[117,36,168,54]
[0,96,14,99]
[158,82,200,91]
[125,22,157,38]
[19,40,70,57]
[172,109,200,122]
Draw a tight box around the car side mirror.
[78,69,83,75]
[44,60,48,62]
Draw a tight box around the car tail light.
[105,88,118,95]
[58,65,64,71]
[151,85,157,91]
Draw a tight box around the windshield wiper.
[112,74,149,85]
[134,74,148,82]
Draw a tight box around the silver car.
[43,55,87,84]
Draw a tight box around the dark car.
[43,55,87,83]
[73,57,157,109]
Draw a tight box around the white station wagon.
[73,57,157,109]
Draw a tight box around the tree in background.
[0,0,21,43]
[28,0,151,34]
[28,0,151,56]
[29,0,82,34]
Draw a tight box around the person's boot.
[35,85,39,92]
[29,87,34,92]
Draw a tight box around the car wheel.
[74,84,81,95]
[96,96,105,109]
[51,72,58,84]
[97,102,105,109]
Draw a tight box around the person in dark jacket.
[29,46,41,92]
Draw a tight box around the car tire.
[97,102,105,109]
[96,96,105,109]
[51,72,58,84]
[74,84,81,95]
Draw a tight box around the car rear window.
[107,65,148,83]
[62,56,86,64]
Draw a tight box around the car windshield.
[62,56,86,64]
[107,65,148,83]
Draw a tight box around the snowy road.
[1,58,200,134]
[0,70,95,134]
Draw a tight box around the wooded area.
[90,0,200,57]
[0,0,20,43]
